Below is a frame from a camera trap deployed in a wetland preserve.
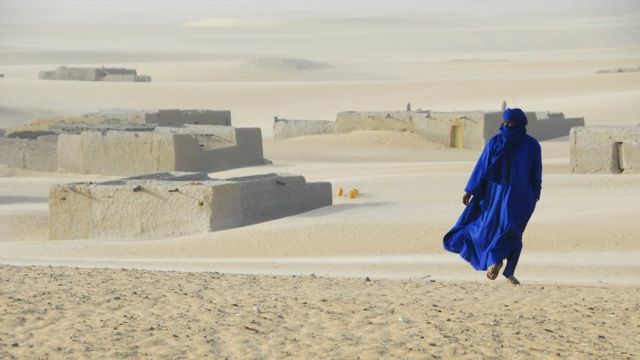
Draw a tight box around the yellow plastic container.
[337,187,344,196]
[349,188,359,199]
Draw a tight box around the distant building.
[38,66,151,82]
[570,125,640,174]
[274,108,585,149]
[0,109,267,175]
[145,110,231,127]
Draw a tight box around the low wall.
[484,111,585,142]
[570,125,640,174]
[529,117,584,141]
[161,126,264,173]
[0,136,58,172]
[57,126,264,176]
[39,67,98,81]
[275,109,582,150]
[38,67,149,82]
[273,119,336,140]
[57,131,178,175]
[278,110,486,149]
[414,111,485,150]
[145,110,231,127]
[101,74,138,82]
[335,111,415,133]
[49,172,332,240]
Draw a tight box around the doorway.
[613,142,625,173]
[449,125,463,149]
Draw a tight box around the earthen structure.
[570,125,640,174]
[145,110,231,127]
[49,172,332,240]
[39,66,151,82]
[274,108,584,149]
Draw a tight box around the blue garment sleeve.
[464,138,494,198]
[531,142,542,201]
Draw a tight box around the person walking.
[443,108,542,285]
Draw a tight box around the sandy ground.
[1,265,639,359]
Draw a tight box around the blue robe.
[443,133,542,271]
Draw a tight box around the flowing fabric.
[443,109,542,271]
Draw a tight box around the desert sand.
[1,2,640,358]
[1,265,639,359]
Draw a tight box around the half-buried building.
[49,172,332,240]
[570,125,640,174]
[274,107,585,150]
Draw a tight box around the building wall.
[274,109,582,150]
[570,125,640,174]
[163,126,264,173]
[529,117,585,141]
[273,119,336,140]
[0,136,58,172]
[49,182,215,240]
[49,173,332,240]
[57,126,264,175]
[101,74,138,82]
[335,111,415,133]
[57,131,178,175]
[38,67,149,82]
[145,110,232,127]
[101,68,137,75]
[38,67,98,81]
[413,111,485,149]
[484,111,585,142]
[233,174,332,227]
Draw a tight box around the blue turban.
[503,108,528,126]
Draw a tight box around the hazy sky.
[2,0,639,25]
[1,0,638,55]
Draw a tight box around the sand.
[1,265,639,359]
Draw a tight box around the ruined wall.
[234,174,332,226]
[484,111,585,142]
[160,126,264,172]
[0,136,57,171]
[570,125,640,174]
[101,74,138,82]
[278,110,486,149]
[57,131,178,175]
[145,110,231,127]
[38,66,150,82]
[100,68,137,75]
[335,111,415,133]
[529,117,585,141]
[273,118,336,140]
[57,126,264,176]
[413,111,485,150]
[49,172,332,240]
[39,67,98,81]
[49,179,215,240]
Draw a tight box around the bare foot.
[506,276,521,285]
[486,261,503,280]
